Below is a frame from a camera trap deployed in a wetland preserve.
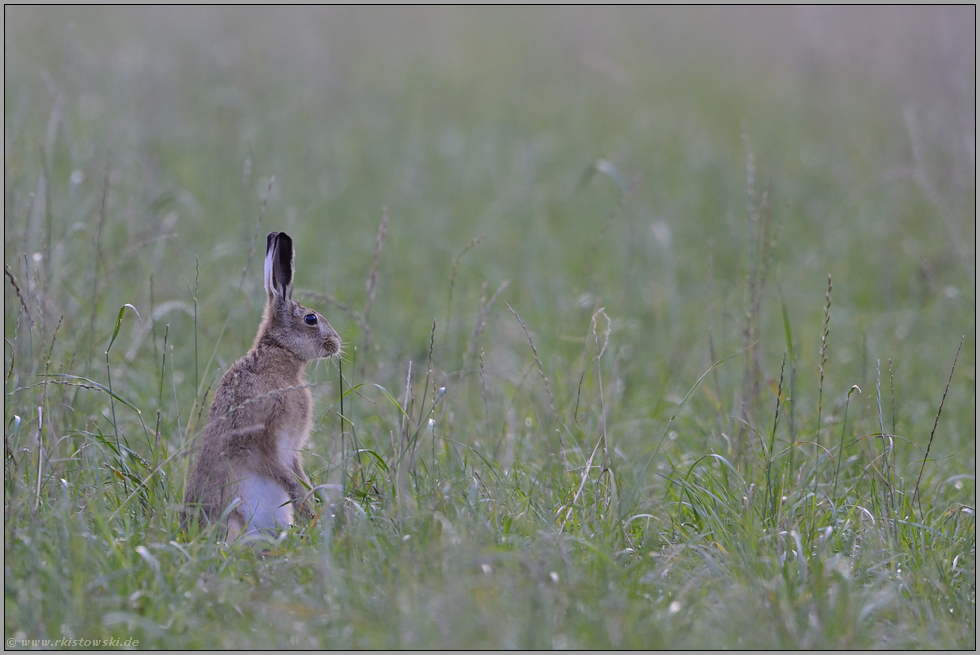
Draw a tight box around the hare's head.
[261,231,341,361]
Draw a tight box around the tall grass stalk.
[444,236,483,371]
[104,303,140,496]
[912,337,964,511]
[197,175,274,403]
[765,351,786,522]
[832,384,861,503]
[361,206,388,379]
[874,359,899,552]
[815,274,832,449]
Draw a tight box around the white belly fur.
[233,474,294,536]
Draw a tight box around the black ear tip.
[266,231,279,252]
[274,232,294,286]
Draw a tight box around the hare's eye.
[304,314,318,326]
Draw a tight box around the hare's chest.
[268,386,312,459]
[274,382,312,416]
[274,426,309,468]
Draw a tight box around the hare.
[182,231,341,540]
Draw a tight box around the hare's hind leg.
[289,457,316,519]
[227,511,245,542]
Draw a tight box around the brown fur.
[182,232,340,540]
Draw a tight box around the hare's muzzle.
[321,324,341,358]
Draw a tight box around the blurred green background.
[4,6,975,649]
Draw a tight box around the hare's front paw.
[294,496,316,522]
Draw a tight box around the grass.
[4,6,976,649]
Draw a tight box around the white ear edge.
[264,245,276,298]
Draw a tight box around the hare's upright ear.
[264,231,294,304]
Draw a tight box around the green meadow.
[4,7,975,649]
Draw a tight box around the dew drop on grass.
[669,601,682,614]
